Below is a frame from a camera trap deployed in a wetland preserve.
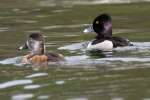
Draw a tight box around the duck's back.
[112,36,133,48]
[46,53,65,62]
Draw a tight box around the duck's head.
[83,14,112,39]
[18,33,45,55]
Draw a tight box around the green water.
[0,0,150,100]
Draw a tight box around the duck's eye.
[95,21,99,24]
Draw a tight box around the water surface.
[0,0,150,100]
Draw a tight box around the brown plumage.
[19,32,65,65]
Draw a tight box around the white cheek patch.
[87,40,113,51]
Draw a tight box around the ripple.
[42,24,88,30]
[52,9,68,13]
[25,73,48,78]
[143,98,150,100]
[58,41,89,50]
[38,95,49,100]
[0,57,22,65]
[67,97,88,100]
[55,80,65,85]
[38,0,150,7]
[36,15,48,18]
[65,0,132,5]
[63,55,150,67]
[0,79,32,89]
[24,84,43,90]
[24,85,39,89]
[98,57,150,62]
[65,55,89,62]
[12,8,21,12]
[26,30,42,33]
[12,8,30,14]
[0,27,9,32]
[14,19,38,24]
[112,97,124,100]
[114,42,150,52]
[113,29,141,34]
[11,93,34,100]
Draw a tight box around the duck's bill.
[18,43,28,50]
[83,25,94,33]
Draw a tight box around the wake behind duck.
[1,41,150,67]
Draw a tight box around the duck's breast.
[87,40,113,51]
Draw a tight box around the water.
[0,0,150,100]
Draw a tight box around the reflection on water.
[38,0,150,7]
[0,79,32,89]
[24,84,43,90]
[37,95,49,100]
[25,73,48,78]
[11,94,34,100]
[55,80,65,85]
[66,97,88,100]
[0,0,150,100]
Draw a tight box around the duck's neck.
[30,41,46,55]
[39,42,46,55]
[95,35,112,40]
[91,35,112,45]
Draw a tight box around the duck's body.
[19,33,64,65]
[111,36,133,47]
[22,52,64,64]
[83,14,133,51]
[86,36,133,51]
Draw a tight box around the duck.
[83,13,133,51]
[18,33,64,65]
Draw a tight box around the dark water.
[0,0,150,100]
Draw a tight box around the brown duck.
[18,33,64,65]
